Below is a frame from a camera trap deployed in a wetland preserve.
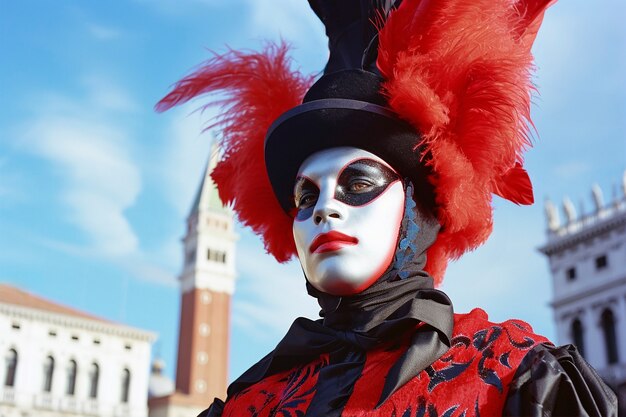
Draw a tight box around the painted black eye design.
[297,191,318,209]
[336,159,400,206]
[293,177,319,221]
[292,159,400,221]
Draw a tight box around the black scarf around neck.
[226,184,454,413]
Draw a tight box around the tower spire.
[188,139,229,217]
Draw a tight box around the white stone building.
[539,172,626,412]
[0,284,156,417]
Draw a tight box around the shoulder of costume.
[452,308,552,349]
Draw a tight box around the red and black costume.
[212,310,613,416]
[157,0,618,415]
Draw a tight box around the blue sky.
[1,0,624,385]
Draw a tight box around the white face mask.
[292,147,405,296]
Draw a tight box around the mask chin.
[305,248,393,296]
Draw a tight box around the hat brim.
[264,98,430,214]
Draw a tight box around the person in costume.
[157,0,618,415]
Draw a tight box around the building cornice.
[538,209,626,256]
[551,275,626,309]
[179,269,235,295]
[0,302,157,342]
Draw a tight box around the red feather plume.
[378,0,554,284]
[156,43,313,261]
[156,0,554,282]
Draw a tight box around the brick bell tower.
[149,141,237,417]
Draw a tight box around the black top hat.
[263,0,432,214]
[264,69,431,214]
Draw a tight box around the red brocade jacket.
[204,309,616,417]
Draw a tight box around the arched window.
[4,349,17,387]
[66,360,77,396]
[42,356,55,392]
[571,318,585,358]
[121,368,131,403]
[88,363,99,398]
[601,308,619,364]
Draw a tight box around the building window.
[66,360,77,396]
[595,255,608,270]
[88,363,100,398]
[42,356,55,392]
[566,267,577,281]
[601,308,619,364]
[207,249,227,263]
[120,368,131,403]
[4,349,18,387]
[571,319,585,358]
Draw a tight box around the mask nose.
[313,193,343,225]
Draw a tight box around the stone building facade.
[540,172,626,413]
[0,284,155,417]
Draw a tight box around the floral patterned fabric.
[220,309,550,417]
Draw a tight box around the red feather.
[378,0,554,284]
[156,43,313,261]
[493,163,534,205]
[156,0,554,282]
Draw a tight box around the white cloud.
[15,78,177,287]
[24,116,141,257]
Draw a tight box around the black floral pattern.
[395,322,540,417]
[270,361,323,417]
[426,361,473,392]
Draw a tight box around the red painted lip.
[309,231,358,254]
